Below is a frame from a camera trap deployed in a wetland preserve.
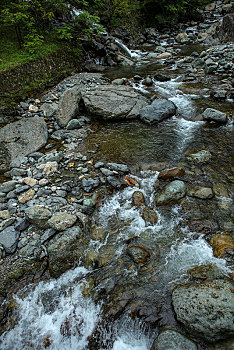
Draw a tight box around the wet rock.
[155,180,187,206]
[172,279,234,342]
[0,116,48,163]
[210,233,234,258]
[0,226,19,253]
[207,338,234,350]
[188,219,219,236]
[106,176,122,189]
[187,150,212,163]
[187,264,224,281]
[0,181,16,194]
[11,168,27,177]
[112,78,126,85]
[142,77,153,86]
[0,218,15,231]
[141,206,158,225]
[18,189,35,204]
[202,108,227,124]
[25,205,52,229]
[47,226,83,277]
[56,85,81,127]
[154,73,170,82]
[91,226,106,241]
[139,99,177,124]
[48,212,77,231]
[210,89,227,101]
[126,244,150,266]
[158,167,185,180]
[213,183,229,198]
[132,191,145,208]
[191,186,214,199]
[151,329,197,350]
[82,85,148,120]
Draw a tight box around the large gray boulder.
[82,85,148,120]
[139,98,177,124]
[216,14,234,42]
[47,226,84,277]
[151,329,197,350]
[202,108,227,124]
[0,226,19,253]
[155,180,187,206]
[56,85,81,127]
[172,279,234,342]
[0,116,48,163]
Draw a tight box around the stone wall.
[0,48,81,106]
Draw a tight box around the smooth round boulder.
[139,99,177,124]
[141,206,158,225]
[155,180,187,206]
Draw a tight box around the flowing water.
[0,44,233,350]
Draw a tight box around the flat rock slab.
[56,86,81,127]
[82,85,148,120]
[172,279,234,342]
[0,116,48,163]
[0,226,19,254]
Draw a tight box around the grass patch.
[0,25,64,72]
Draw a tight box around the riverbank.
[0,1,233,349]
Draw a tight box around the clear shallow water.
[1,45,233,350]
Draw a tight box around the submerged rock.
[151,329,197,350]
[126,244,150,266]
[82,85,148,120]
[0,116,48,163]
[132,191,145,208]
[172,279,234,342]
[139,98,177,124]
[141,206,158,225]
[191,186,214,199]
[155,180,187,206]
[158,167,185,180]
[187,150,212,163]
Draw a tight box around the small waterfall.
[115,39,133,58]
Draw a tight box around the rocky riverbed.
[0,1,234,349]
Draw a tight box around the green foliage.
[55,25,73,40]
[23,32,45,56]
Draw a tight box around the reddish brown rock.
[210,233,234,258]
[158,167,185,180]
